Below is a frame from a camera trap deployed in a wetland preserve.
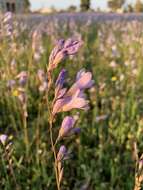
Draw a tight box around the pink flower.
[53,89,89,115]
[66,69,94,96]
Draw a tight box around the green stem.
[23,115,29,160]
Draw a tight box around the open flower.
[48,38,83,71]
[53,89,89,115]
[66,69,94,96]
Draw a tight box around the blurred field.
[22,12,143,23]
[1,13,143,190]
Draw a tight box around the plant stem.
[47,69,60,189]
[23,115,29,160]
[49,118,60,190]
[4,148,20,190]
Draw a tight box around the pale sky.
[29,0,140,10]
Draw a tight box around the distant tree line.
[107,0,143,12]
[23,0,143,13]
[79,0,143,12]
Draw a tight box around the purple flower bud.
[55,69,67,88]
[48,39,65,70]
[55,69,67,99]
[63,38,83,55]
[57,145,67,161]
[58,116,75,139]
[48,39,82,71]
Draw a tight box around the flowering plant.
[46,38,94,189]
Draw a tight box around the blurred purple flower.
[16,71,28,87]
[37,69,48,92]
[48,38,83,71]
[39,81,48,92]
[32,29,41,51]
[71,128,81,135]
[7,79,16,90]
[0,134,8,145]
[3,12,12,23]
[37,69,46,83]
[2,12,13,37]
